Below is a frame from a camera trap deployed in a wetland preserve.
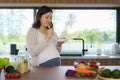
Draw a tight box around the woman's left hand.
[57,41,64,47]
[57,36,67,47]
[56,37,67,52]
[56,41,64,52]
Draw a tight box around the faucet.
[73,38,88,56]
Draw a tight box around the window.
[0,9,34,52]
[52,8,116,56]
[0,7,118,56]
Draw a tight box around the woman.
[26,6,64,66]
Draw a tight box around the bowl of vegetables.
[65,59,97,79]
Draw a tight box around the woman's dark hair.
[32,6,53,29]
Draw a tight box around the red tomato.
[5,73,11,78]
[5,73,21,79]
[89,64,94,68]
[14,74,18,78]
[91,72,97,77]
[14,73,21,78]
[18,74,21,78]
[94,65,98,68]
[81,73,86,77]
[10,74,15,78]
[86,72,91,77]
[5,74,8,78]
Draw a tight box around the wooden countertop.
[3,66,120,80]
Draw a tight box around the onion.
[74,59,85,68]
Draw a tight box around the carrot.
[75,67,97,77]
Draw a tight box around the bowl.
[98,75,120,80]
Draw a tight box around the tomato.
[10,73,15,78]
[94,65,98,68]
[89,64,94,68]
[81,73,86,77]
[14,74,19,78]
[4,73,21,79]
[91,72,97,77]
[5,74,8,78]
[14,73,21,78]
[86,72,91,77]
[18,74,21,78]
[5,73,11,78]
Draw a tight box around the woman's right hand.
[45,28,54,42]
[47,28,54,37]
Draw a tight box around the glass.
[9,55,19,70]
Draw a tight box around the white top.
[26,27,60,66]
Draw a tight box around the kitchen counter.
[0,52,120,59]
[1,66,120,80]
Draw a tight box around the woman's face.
[40,12,52,28]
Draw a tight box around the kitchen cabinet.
[61,55,120,66]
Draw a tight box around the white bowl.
[57,38,66,42]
